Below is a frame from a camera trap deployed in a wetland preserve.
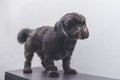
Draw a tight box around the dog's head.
[54,12,89,40]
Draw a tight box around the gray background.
[0,0,120,80]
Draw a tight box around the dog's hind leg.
[23,50,34,73]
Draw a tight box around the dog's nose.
[81,26,89,39]
[85,31,89,38]
[82,31,89,39]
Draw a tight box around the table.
[5,67,119,80]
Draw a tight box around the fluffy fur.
[17,12,89,77]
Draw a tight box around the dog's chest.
[53,50,71,60]
[52,40,76,60]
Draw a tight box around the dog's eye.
[69,22,77,26]
[78,24,82,27]
[72,26,78,30]
[67,22,76,29]
[74,27,78,31]
[79,24,82,27]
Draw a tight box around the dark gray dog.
[17,12,89,77]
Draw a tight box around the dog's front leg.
[41,55,59,77]
[62,55,77,74]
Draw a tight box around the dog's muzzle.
[79,26,89,39]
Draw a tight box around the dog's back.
[17,26,53,51]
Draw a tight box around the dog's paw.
[47,71,59,77]
[64,69,77,74]
[23,68,32,73]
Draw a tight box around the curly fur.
[17,12,89,77]
[17,28,32,44]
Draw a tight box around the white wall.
[0,0,120,80]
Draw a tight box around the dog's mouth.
[78,26,89,40]
[79,31,89,40]
[68,30,89,40]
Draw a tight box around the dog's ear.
[54,21,68,39]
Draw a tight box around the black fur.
[17,12,89,77]
[17,28,32,44]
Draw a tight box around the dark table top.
[5,67,119,80]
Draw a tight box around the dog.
[17,12,89,77]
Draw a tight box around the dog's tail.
[17,28,32,44]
